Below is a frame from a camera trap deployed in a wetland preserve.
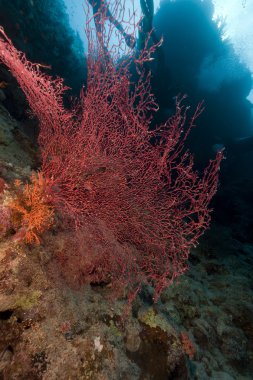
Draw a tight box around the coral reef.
[0,1,252,378]
[0,19,222,302]
[0,100,252,380]
[8,173,54,244]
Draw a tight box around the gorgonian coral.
[0,1,222,300]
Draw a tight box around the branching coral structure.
[0,7,222,300]
[8,173,54,244]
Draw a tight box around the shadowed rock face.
[126,322,188,380]
[152,0,253,164]
[0,0,87,147]
[0,0,86,97]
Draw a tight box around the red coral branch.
[0,1,223,300]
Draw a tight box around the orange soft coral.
[9,172,54,244]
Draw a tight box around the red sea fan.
[0,3,222,300]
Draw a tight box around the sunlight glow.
[64,0,253,101]
[213,0,253,75]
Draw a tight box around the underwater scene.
[0,0,252,379]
